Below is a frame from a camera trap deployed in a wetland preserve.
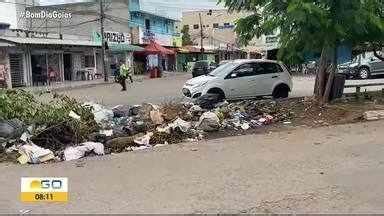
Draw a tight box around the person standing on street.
[119,61,133,91]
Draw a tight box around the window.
[224,23,230,27]
[183,25,189,30]
[232,64,255,78]
[145,19,150,30]
[193,24,199,29]
[213,23,219,28]
[254,63,283,75]
[206,24,210,28]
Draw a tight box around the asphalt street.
[44,73,384,107]
[1,121,384,214]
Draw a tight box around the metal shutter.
[9,54,25,88]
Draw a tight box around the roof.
[109,43,144,52]
[141,41,175,55]
[0,41,15,47]
[0,36,100,47]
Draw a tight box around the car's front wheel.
[273,85,290,99]
[358,67,370,79]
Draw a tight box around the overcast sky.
[38,0,224,19]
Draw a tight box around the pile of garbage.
[0,90,294,165]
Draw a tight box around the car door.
[251,62,284,96]
[369,55,384,74]
[222,63,258,99]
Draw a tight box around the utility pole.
[100,0,108,82]
[199,13,204,56]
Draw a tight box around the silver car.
[338,52,384,79]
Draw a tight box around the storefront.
[93,31,144,76]
[133,41,175,75]
[0,36,101,88]
[0,44,12,88]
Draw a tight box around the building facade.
[182,9,276,59]
[0,29,101,89]
[129,0,181,47]
[0,0,38,29]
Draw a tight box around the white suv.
[182,59,293,100]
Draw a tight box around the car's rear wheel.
[273,85,289,99]
[358,67,370,79]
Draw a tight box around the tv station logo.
[21,178,68,202]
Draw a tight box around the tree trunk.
[314,47,328,98]
[322,45,338,103]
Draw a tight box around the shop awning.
[0,36,100,47]
[0,41,15,47]
[109,43,144,52]
[141,41,175,55]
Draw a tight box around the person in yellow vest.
[119,61,133,91]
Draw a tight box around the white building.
[0,0,37,29]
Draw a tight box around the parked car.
[182,59,293,100]
[192,60,217,78]
[338,52,384,79]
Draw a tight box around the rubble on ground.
[1,89,380,165]
[364,110,384,121]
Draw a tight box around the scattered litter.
[100,130,113,137]
[18,144,55,164]
[64,142,104,161]
[112,105,132,118]
[197,93,221,109]
[197,112,220,132]
[150,110,164,125]
[0,119,25,140]
[241,123,250,130]
[134,132,153,146]
[69,111,81,120]
[186,138,198,142]
[364,110,384,121]
[168,118,191,133]
[84,102,114,125]
[131,146,150,151]
[190,105,203,113]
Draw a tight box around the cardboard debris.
[18,144,55,164]
[364,110,384,121]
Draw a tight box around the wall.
[129,0,140,12]
[130,12,176,35]
[0,0,37,30]
[0,0,17,29]
[182,10,245,47]
[182,9,275,53]
[27,0,130,40]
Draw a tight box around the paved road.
[45,73,384,107]
[1,121,384,214]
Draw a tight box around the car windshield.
[208,62,238,77]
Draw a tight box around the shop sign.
[92,31,131,45]
[139,28,173,46]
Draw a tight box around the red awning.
[142,41,175,55]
